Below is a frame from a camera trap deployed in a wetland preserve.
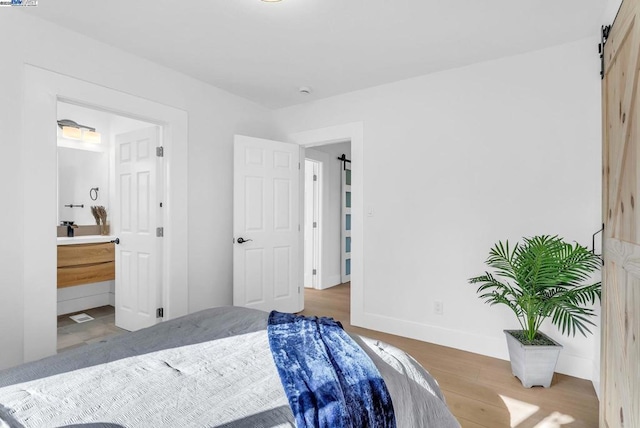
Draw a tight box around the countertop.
[57,235,117,246]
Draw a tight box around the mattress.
[0,306,459,427]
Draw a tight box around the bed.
[0,307,459,427]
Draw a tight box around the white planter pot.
[504,330,563,388]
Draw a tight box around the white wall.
[604,0,622,23]
[274,38,602,381]
[306,142,351,289]
[0,11,276,369]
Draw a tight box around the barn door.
[601,1,640,426]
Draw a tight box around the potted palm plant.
[469,235,601,388]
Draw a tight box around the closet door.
[601,1,640,426]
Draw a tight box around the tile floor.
[57,305,128,352]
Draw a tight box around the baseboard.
[355,311,595,380]
[555,352,596,381]
[320,274,342,289]
[592,381,601,402]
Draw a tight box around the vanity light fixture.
[61,125,82,140]
[57,119,102,144]
[82,130,102,144]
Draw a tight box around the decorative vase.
[504,330,563,388]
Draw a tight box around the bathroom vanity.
[57,236,116,288]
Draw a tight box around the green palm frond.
[468,235,601,342]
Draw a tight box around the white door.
[304,159,320,289]
[114,127,162,331]
[233,135,303,313]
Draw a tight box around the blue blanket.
[267,311,396,428]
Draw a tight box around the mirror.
[57,148,109,225]
[57,102,110,227]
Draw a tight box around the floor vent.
[69,313,94,323]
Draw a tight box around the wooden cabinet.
[57,242,115,288]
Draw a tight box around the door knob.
[236,237,253,244]
[110,238,120,245]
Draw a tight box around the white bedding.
[0,307,459,427]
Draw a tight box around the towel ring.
[90,187,99,201]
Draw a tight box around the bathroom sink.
[57,235,116,245]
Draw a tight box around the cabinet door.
[57,243,115,288]
[57,243,114,267]
[57,262,115,288]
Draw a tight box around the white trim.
[360,311,594,380]
[23,65,188,363]
[319,274,343,290]
[288,122,364,323]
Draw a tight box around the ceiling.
[26,0,606,109]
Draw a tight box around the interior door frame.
[22,64,188,363]
[288,122,364,325]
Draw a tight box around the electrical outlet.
[434,300,444,315]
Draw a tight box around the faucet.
[61,221,78,237]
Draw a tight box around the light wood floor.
[300,283,599,428]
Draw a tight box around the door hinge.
[298,286,301,293]
[313,174,317,181]
[313,221,317,228]
[298,162,301,170]
[156,227,164,237]
[312,269,317,275]
[599,25,611,79]
[156,307,164,318]
[156,146,164,157]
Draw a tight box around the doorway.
[23,65,188,363]
[287,122,364,325]
[56,101,163,350]
[303,142,351,291]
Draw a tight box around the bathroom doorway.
[56,101,164,350]
[24,65,188,363]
